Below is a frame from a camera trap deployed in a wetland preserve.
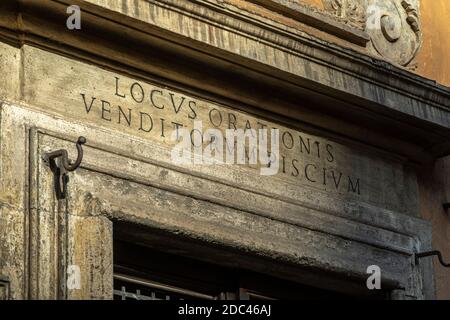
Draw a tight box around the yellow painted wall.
[418,157,450,300]
[415,0,450,87]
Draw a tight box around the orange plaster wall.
[418,157,450,300]
[415,0,450,87]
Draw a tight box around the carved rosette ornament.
[322,0,367,30]
[322,0,422,67]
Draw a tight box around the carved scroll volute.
[323,0,422,67]
[366,0,422,67]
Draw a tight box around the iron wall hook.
[415,250,450,268]
[44,136,86,199]
[45,136,86,172]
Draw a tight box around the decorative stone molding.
[247,1,421,66]
[322,0,422,66]
[402,0,420,34]
[322,0,367,30]
[368,0,422,66]
[0,0,448,157]
[248,0,370,45]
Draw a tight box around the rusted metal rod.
[415,251,450,268]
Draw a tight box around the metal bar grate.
[113,273,216,300]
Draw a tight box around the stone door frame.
[0,102,435,299]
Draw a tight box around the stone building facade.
[0,0,449,300]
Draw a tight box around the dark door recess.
[113,239,358,300]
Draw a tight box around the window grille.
[113,273,217,300]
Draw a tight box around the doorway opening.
[113,221,387,300]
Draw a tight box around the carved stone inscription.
[80,75,361,195]
[23,45,419,214]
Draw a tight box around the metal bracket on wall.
[415,251,450,268]
[43,136,86,199]
[444,203,450,212]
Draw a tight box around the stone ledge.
[0,0,448,161]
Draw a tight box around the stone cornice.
[0,0,449,161]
